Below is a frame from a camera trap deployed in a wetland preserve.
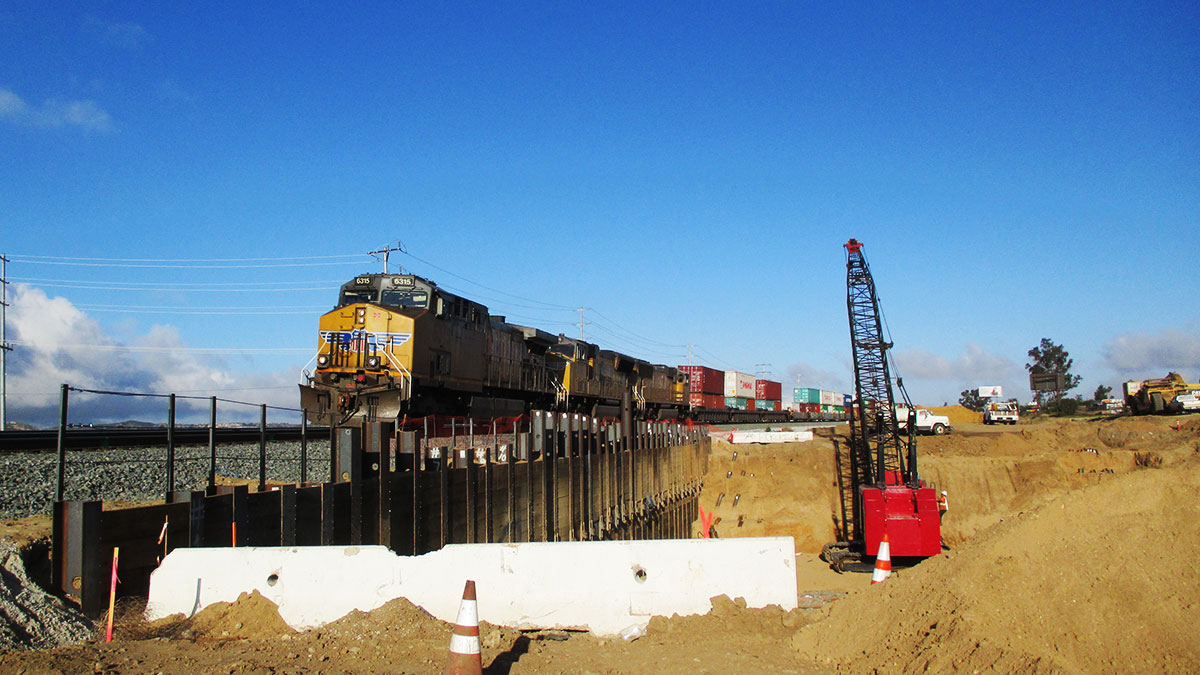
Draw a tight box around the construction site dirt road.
[2,410,1198,673]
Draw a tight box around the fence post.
[257,405,267,492]
[300,409,308,484]
[328,411,337,484]
[207,396,217,492]
[55,384,69,502]
[166,393,176,499]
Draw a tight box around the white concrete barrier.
[729,430,814,444]
[146,537,797,636]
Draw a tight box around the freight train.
[299,272,847,426]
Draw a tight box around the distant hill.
[109,420,160,428]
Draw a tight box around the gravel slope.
[0,442,334,519]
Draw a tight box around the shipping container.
[820,390,840,406]
[783,401,800,412]
[724,371,755,398]
[756,400,781,412]
[793,387,821,404]
[725,396,751,410]
[689,392,725,409]
[679,365,724,395]
[755,379,782,401]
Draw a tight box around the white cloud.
[894,342,1019,382]
[889,343,1031,404]
[1101,329,1200,376]
[784,361,850,393]
[0,87,114,132]
[6,285,300,426]
[82,15,150,49]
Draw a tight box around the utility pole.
[369,241,406,274]
[576,308,591,340]
[687,344,693,366]
[755,363,773,380]
[1,254,10,431]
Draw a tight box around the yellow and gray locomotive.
[299,273,688,425]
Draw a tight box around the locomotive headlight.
[356,307,367,324]
[317,354,330,367]
[366,355,381,370]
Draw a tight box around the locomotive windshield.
[336,275,431,310]
[338,288,377,306]
[380,289,428,308]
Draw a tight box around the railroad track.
[0,426,331,453]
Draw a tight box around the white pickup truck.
[895,406,952,435]
[984,401,1020,425]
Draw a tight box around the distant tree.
[1047,395,1083,416]
[1093,384,1112,402]
[1026,338,1082,404]
[958,388,986,412]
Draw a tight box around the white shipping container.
[724,370,755,398]
[783,401,801,412]
[820,390,840,406]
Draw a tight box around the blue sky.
[2,2,1198,425]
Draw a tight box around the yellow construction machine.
[1123,373,1200,414]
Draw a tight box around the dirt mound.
[918,415,1199,545]
[792,457,1200,672]
[925,404,982,425]
[697,439,842,552]
[187,590,295,639]
[0,542,93,651]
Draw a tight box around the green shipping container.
[793,387,821,403]
[725,397,750,410]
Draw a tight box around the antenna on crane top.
[369,241,406,274]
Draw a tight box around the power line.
[12,277,346,288]
[7,260,365,269]
[74,304,326,310]
[7,253,362,261]
[7,341,310,354]
[75,308,324,315]
[15,283,332,293]
[587,309,689,349]
[400,250,577,311]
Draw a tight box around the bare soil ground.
[3,413,1199,673]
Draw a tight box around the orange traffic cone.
[445,580,483,675]
[871,533,892,584]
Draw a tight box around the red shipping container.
[688,392,725,410]
[755,379,782,400]
[679,365,724,395]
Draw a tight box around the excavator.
[822,238,942,572]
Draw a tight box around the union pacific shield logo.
[321,330,412,348]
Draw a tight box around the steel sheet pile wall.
[51,411,710,616]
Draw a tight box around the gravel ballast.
[0,442,335,520]
[0,542,94,650]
